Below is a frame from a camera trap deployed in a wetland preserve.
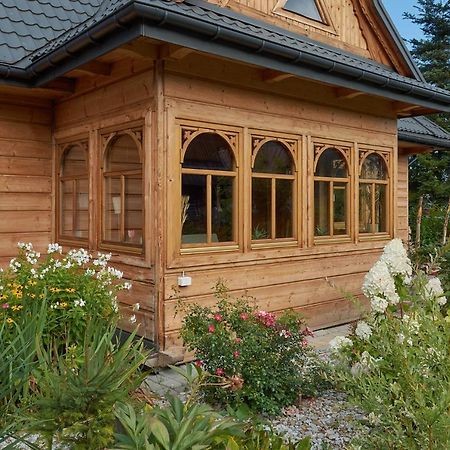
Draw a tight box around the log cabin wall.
[53,60,157,340]
[0,95,53,263]
[161,53,400,350]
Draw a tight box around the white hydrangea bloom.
[380,239,412,283]
[329,336,353,354]
[363,259,400,305]
[425,277,447,306]
[355,321,372,340]
[370,296,389,313]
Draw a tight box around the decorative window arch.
[101,129,143,251]
[181,127,238,247]
[359,152,390,235]
[251,138,296,241]
[58,141,89,242]
[313,145,351,238]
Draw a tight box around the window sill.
[358,233,392,242]
[99,242,144,256]
[314,236,352,245]
[181,244,240,255]
[251,240,298,250]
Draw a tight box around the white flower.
[402,314,420,334]
[355,321,372,340]
[380,239,413,283]
[74,299,86,308]
[329,336,353,354]
[111,300,119,313]
[363,260,400,306]
[132,302,140,311]
[47,243,63,254]
[93,252,112,267]
[425,277,447,305]
[67,248,90,265]
[370,295,389,313]
[123,282,132,290]
[17,242,33,251]
[129,315,137,324]
[107,267,123,279]
[85,268,95,276]
[9,258,21,272]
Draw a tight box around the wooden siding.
[397,153,409,241]
[54,66,156,340]
[0,96,52,258]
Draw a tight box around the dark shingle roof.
[0,0,104,65]
[398,117,450,149]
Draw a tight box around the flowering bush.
[0,242,132,347]
[332,239,450,449]
[178,282,329,414]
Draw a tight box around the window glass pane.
[125,176,143,245]
[316,148,348,178]
[254,141,293,175]
[284,0,323,22]
[104,176,121,242]
[106,134,141,172]
[333,183,347,235]
[183,133,234,171]
[212,176,234,242]
[276,179,293,238]
[375,184,387,233]
[252,178,271,240]
[361,154,387,180]
[359,184,372,233]
[314,180,329,236]
[182,174,207,244]
[62,145,87,177]
[61,180,74,236]
[74,178,89,238]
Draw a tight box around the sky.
[382,0,425,45]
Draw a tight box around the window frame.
[100,127,144,255]
[180,124,240,253]
[358,150,391,239]
[57,139,89,246]
[313,143,353,243]
[250,134,298,247]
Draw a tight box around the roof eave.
[398,132,450,150]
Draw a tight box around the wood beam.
[39,77,75,95]
[116,41,159,60]
[71,60,111,77]
[159,44,195,61]
[262,69,294,84]
[393,102,422,116]
[334,87,366,99]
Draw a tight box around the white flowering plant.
[332,239,450,449]
[0,242,133,348]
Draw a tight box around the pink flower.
[255,310,276,327]
[233,351,240,359]
[194,360,204,368]
[215,368,225,376]
[235,337,242,344]
[2,303,9,309]
[208,324,215,333]
[302,327,315,337]
[301,339,309,348]
[213,313,223,322]
[239,313,249,320]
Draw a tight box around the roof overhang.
[0,0,449,112]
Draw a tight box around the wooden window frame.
[358,150,392,240]
[250,134,298,248]
[57,139,89,246]
[313,143,352,243]
[100,127,144,255]
[180,123,240,254]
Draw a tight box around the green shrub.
[0,242,131,348]
[332,239,450,449]
[178,282,328,414]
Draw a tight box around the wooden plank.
[0,175,51,193]
[0,211,51,233]
[0,156,51,177]
[0,232,51,256]
[0,139,52,159]
[0,193,51,211]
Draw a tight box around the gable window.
[102,129,143,251]
[314,147,350,239]
[58,141,89,242]
[283,0,323,22]
[359,153,389,235]
[251,139,296,242]
[181,130,237,248]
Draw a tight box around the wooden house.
[0,0,449,356]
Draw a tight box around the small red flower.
[215,368,225,376]
[1,303,9,309]
[208,324,215,333]
[194,360,204,368]
[233,351,240,359]
[301,339,309,348]
[235,337,242,344]
[213,313,223,322]
[239,313,249,320]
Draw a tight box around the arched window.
[314,148,349,238]
[181,132,236,246]
[252,140,295,241]
[102,131,143,250]
[359,153,389,234]
[59,142,89,241]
